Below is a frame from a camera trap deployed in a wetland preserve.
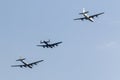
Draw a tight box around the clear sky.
[0,0,120,80]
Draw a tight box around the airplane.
[11,58,44,69]
[36,40,62,48]
[74,8,104,22]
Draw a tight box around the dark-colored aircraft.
[36,40,62,48]
[11,58,44,69]
[74,8,104,22]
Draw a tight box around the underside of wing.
[28,60,44,66]
[36,45,46,47]
[11,65,25,67]
[74,17,86,20]
[89,12,104,18]
[54,42,62,45]
[36,45,45,46]
[51,42,62,46]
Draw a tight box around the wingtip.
[74,18,77,20]
[59,41,63,43]
[39,60,44,62]
[36,45,41,46]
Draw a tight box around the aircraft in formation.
[11,58,44,69]
[74,8,104,22]
[11,8,104,69]
[36,40,62,48]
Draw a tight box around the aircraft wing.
[74,17,86,20]
[89,12,104,18]
[28,60,44,66]
[11,64,25,67]
[36,45,46,47]
[52,41,62,45]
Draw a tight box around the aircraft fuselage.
[21,60,32,68]
[83,13,94,22]
[43,41,53,47]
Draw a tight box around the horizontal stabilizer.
[79,11,89,15]
[16,58,26,61]
[40,40,50,44]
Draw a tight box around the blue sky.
[0,0,120,80]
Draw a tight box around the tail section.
[79,8,89,15]
[40,40,50,44]
[83,8,85,13]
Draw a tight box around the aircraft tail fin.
[79,8,89,15]
[83,8,85,13]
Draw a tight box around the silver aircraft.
[74,8,104,22]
